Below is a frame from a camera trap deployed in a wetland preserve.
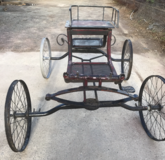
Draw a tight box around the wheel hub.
[158,103,163,111]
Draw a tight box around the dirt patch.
[115,0,165,54]
[0,1,35,6]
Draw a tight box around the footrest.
[122,86,135,93]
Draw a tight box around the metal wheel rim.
[111,34,116,46]
[121,39,133,80]
[4,80,31,152]
[139,75,165,141]
[40,38,51,79]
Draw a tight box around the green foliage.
[147,0,155,3]
[161,36,165,42]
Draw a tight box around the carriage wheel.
[121,39,133,80]
[5,80,32,152]
[111,34,116,46]
[40,38,52,79]
[139,75,165,141]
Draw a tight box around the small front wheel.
[139,75,165,141]
[121,39,133,80]
[111,34,116,46]
[40,38,52,79]
[5,80,32,152]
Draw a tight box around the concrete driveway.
[1,0,165,160]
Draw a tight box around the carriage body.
[4,5,165,152]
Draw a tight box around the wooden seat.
[63,61,124,83]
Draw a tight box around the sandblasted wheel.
[121,39,133,80]
[40,38,52,79]
[5,80,32,152]
[139,75,165,141]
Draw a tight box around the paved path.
[1,50,165,160]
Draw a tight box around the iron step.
[121,86,135,93]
